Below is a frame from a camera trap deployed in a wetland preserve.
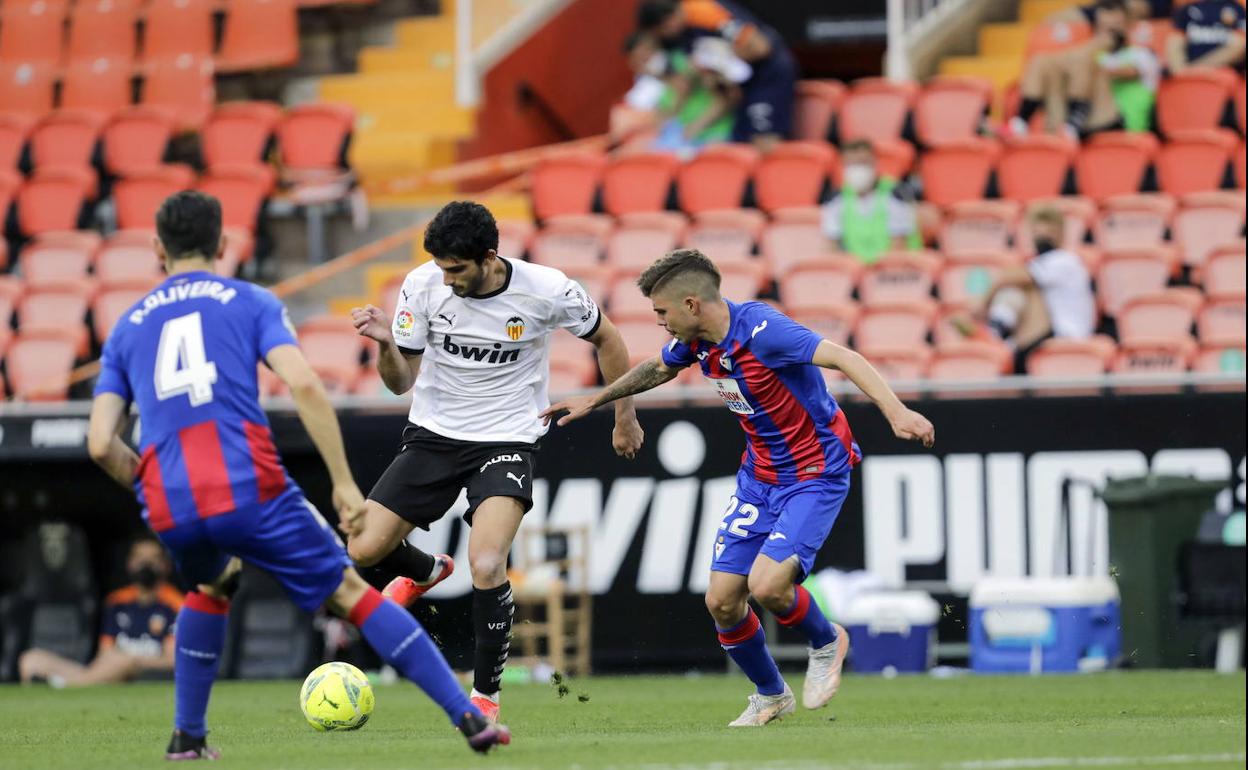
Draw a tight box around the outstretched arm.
[584,316,645,458]
[87,393,140,488]
[812,341,934,447]
[542,355,680,426]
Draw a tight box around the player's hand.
[540,395,598,427]
[332,483,368,536]
[890,408,935,448]
[351,305,393,345]
[612,414,645,460]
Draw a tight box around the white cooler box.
[969,577,1121,673]
[842,591,940,673]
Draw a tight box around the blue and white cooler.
[969,577,1121,673]
[842,591,940,673]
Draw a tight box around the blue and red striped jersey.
[94,271,298,531]
[660,301,861,485]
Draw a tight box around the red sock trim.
[717,609,762,647]
[348,587,385,627]
[776,585,811,627]
[184,592,230,615]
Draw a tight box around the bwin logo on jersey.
[443,335,520,364]
[506,316,525,341]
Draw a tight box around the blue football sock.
[776,585,837,649]
[716,608,785,696]
[173,592,230,737]
[349,588,477,727]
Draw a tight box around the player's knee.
[747,574,792,612]
[469,550,507,586]
[704,591,745,624]
[346,536,384,568]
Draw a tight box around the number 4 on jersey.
[155,312,218,406]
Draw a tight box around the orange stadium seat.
[1093,194,1176,251]
[529,215,611,271]
[854,299,937,349]
[919,138,1000,207]
[141,55,216,131]
[102,107,174,177]
[299,326,364,393]
[606,271,654,316]
[1074,132,1159,201]
[676,146,757,215]
[717,261,767,300]
[602,152,679,217]
[857,343,933,384]
[789,305,860,346]
[1238,77,1247,135]
[605,223,682,273]
[0,0,68,66]
[19,287,91,356]
[1096,246,1178,317]
[95,235,162,287]
[202,102,283,170]
[1111,340,1196,383]
[760,221,833,275]
[695,207,766,235]
[793,80,844,142]
[0,62,56,121]
[1237,141,1246,189]
[18,237,96,290]
[1172,191,1246,269]
[1198,298,1247,349]
[548,332,597,386]
[0,292,13,355]
[496,220,535,259]
[1017,196,1096,254]
[613,318,674,366]
[870,137,917,181]
[196,164,275,233]
[929,340,1012,385]
[1202,244,1247,300]
[1026,336,1115,381]
[1117,291,1198,347]
[1025,19,1093,57]
[5,332,78,400]
[15,167,94,237]
[217,0,300,73]
[778,259,860,310]
[92,285,150,343]
[276,103,355,175]
[65,0,139,65]
[1193,346,1246,377]
[561,264,610,305]
[838,78,916,144]
[752,141,834,213]
[938,251,1020,308]
[685,219,756,264]
[141,0,215,65]
[615,210,687,234]
[0,113,33,170]
[939,200,1020,257]
[29,111,102,174]
[114,165,195,230]
[60,57,134,120]
[858,251,941,307]
[530,155,605,221]
[1155,129,1238,197]
[999,135,1076,203]
[1155,68,1238,138]
[914,77,991,148]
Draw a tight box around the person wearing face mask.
[820,140,919,265]
[955,207,1097,373]
[18,537,183,687]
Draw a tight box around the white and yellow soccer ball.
[299,662,375,732]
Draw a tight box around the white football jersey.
[390,258,601,444]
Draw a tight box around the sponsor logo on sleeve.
[395,309,415,337]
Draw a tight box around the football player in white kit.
[347,201,644,721]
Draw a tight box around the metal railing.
[886,0,977,79]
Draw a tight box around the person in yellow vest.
[820,140,919,264]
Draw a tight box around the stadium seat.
[857,343,933,385]
[778,259,861,311]
[870,137,918,181]
[1172,191,1246,269]
[496,219,535,259]
[615,210,688,234]
[202,102,284,171]
[0,113,32,170]
[998,135,1076,203]
[29,111,102,175]
[793,80,844,142]
[275,103,355,177]
[59,57,133,120]
[0,0,68,67]
[1074,132,1159,202]
[299,327,364,393]
[1026,336,1115,382]
[919,138,1000,207]
[854,299,937,349]
[718,261,768,300]
[560,264,610,305]
[1093,194,1176,252]
[929,340,1012,388]
[548,331,597,385]
[0,290,12,355]
[914,77,990,147]
[92,285,150,343]
[113,165,195,230]
[676,146,757,215]
[752,141,834,213]
[1155,129,1238,197]
[1117,292,1198,348]
[141,0,215,65]
[605,270,652,315]
[1197,297,1246,349]
[937,251,1021,308]
[141,55,216,131]
[760,221,833,275]
[1193,346,1247,377]
[94,236,162,287]
[606,224,682,273]
[19,287,91,356]
[1111,340,1196,381]
[789,304,860,346]
[101,107,173,177]
[838,78,916,144]
[65,0,139,65]
[1202,244,1247,300]
[1024,18,1092,57]
[614,318,675,366]
[685,218,757,264]
[216,0,300,73]
[15,167,94,237]
[197,164,275,233]
[1155,68,1238,138]
[1238,77,1247,135]
[1096,247,1178,317]
[530,154,605,221]
[5,332,78,400]
[1237,141,1246,190]
[939,199,1020,257]
[0,62,56,121]
[601,152,679,217]
[857,251,941,307]
[18,237,96,290]
[529,216,611,271]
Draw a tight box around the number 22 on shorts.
[719,495,759,537]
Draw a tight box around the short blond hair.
[1029,206,1065,230]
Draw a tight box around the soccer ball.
[299,662,375,732]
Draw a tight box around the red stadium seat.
[0,113,33,170]
[854,299,937,349]
[869,137,918,181]
[793,80,844,142]
[114,165,195,230]
[685,219,756,264]
[299,327,364,393]
[838,78,916,144]
[676,146,757,215]
[939,199,1020,257]
[276,103,355,176]
[929,340,1012,385]
[530,154,605,221]
[102,107,174,177]
[1026,336,1115,381]
[0,62,56,121]
[141,55,216,131]
[202,102,283,170]
[919,138,1000,207]
[1197,297,1246,349]
[857,342,933,385]
[605,223,682,273]
[18,237,96,290]
[92,285,150,343]
[217,0,300,73]
[1202,244,1247,300]
[1155,68,1238,138]
[1173,191,1246,269]
[938,251,1021,308]
[15,167,94,237]
[196,164,275,233]
[496,219,535,259]
[695,207,766,234]
[717,261,768,300]
[914,77,990,147]
[529,216,611,271]
[19,287,91,356]
[1193,346,1246,377]
[560,264,610,306]
[858,251,941,307]
[1155,129,1238,197]
[0,291,13,356]
[29,111,102,174]
[601,152,679,216]
[95,236,162,287]
[141,0,215,65]
[760,221,833,275]
[1117,291,1198,347]
[606,271,654,316]
[752,141,834,213]
[998,135,1076,203]
[0,0,68,67]
[614,318,675,366]
[789,304,860,346]
[1237,141,1246,190]
[1111,340,1196,382]
[1096,247,1179,317]
[546,327,598,390]
[778,259,861,310]
[5,332,78,400]
[60,57,134,120]
[1093,194,1176,251]
[1074,132,1159,201]
[66,0,139,65]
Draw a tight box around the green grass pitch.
[0,671,1243,769]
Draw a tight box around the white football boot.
[728,682,796,727]
[802,623,850,709]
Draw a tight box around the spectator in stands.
[956,208,1097,373]
[1167,0,1246,73]
[623,31,743,154]
[1045,0,1168,26]
[19,537,183,687]
[819,140,918,264]
[637,0,796,151]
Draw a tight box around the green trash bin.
[1102,474,1229,668]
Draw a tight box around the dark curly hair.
[156,191,221,261]
[423,201,500,263]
